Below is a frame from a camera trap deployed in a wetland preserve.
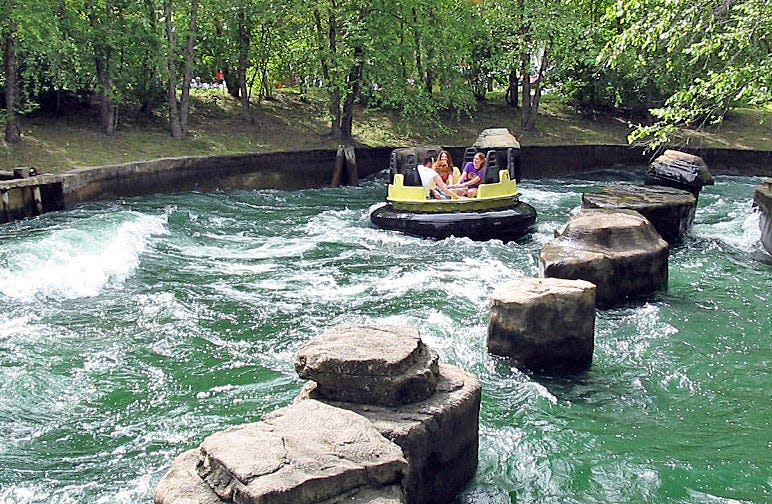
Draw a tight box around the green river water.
[0,170,769,503]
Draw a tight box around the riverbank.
[2,91,770,174]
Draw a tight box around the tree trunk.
[237,2,250,120]
[520,52,535,130]
[412,8,423,87]
[178,0,198,135]
[140,0,162,113]
[506,68,518,109]
[164,0,183,138]
[327,7,341,138]
[3,10,21,144]
[522,47,549,131]
[88,0,117,135]
[340,47,364,141]
[313,4,340,138]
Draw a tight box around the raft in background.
[370,130,538,242]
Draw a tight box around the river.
[0,170,769,503]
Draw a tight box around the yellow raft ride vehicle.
[370,133,537,242]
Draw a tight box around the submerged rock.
[582,183,696,244]
[754,179,772,254]
[645,149,714,198]
[540,209,669,307]
[488,278,596,373]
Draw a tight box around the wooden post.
[32,186,43,215]
[1,190,9,223]
[343,145,359,186]
[331,145,345,188]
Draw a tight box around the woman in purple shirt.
[455,152,486,197]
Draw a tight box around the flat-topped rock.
[473,128,520,149]
[295,325,439,407]
[541,209,669,307]
[488,278,596,373]
[299,363,480,504]
[645,149,714,197]
[582,183,696,243]
[195,400,407,504]
[755,179,772,254]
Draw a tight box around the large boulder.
[156,400,408,504]
[754,179,772,254]
[296,325,480,504]
[488,278,596,373]
[473,128,520,150]
[295,324,439,407]
[644,149,714,198]
[541,209,669,307]
[582,183,697,244]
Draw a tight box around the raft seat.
[388,173,427,201]
[477,170,517,199]
[387,170,517,202]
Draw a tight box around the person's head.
[438,150,454,167]
[423,157,434,168]
[473,152,486,168]
[434,160,450,175]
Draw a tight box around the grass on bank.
[1,89,770,175]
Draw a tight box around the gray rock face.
[488,278,596,373]
[755,179,772,254]
[540,209,669,307]
[473,128,520,149]
[299,363,480,504]
[645,149,714,197]
[582,183,696,244]
[155,400,407,504]
[157,325,479,504]
[295,325,439,407]
[155,450,222,504]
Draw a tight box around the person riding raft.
[417,157,460,199]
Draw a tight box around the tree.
[604,0,772,149]
[2,0,21,143]
[86,0,118,134]
[477,0,560,131]
[163,0,199,138]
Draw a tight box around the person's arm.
[434,174,460,199]
[452,171,468,188]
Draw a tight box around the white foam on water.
[693,198,761,251]
[0,212,168,302]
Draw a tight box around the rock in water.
[645,149,714,198]
[488,278,596,373]
[541,209,669,307]
[582,183,696,244]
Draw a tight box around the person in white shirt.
[416,157,458,199]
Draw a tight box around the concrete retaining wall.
[60,148,393,209]
[2,145,769,223]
